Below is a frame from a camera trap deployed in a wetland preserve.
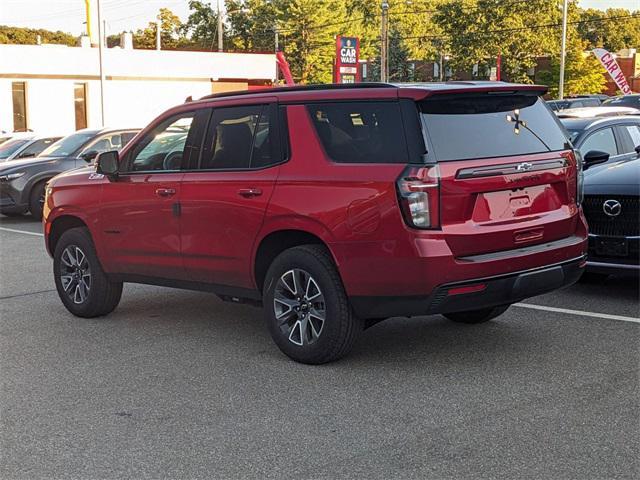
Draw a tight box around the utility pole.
[558,0,569,99]
[380,1,389,82]
[96,0,106,126]
[217,0,223,52]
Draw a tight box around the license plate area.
[595,237,628,257]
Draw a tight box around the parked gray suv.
[0,128,138,219]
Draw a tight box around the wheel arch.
[253,229,337,293]
[47,215,89,256]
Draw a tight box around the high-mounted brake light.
[396,165,440,229]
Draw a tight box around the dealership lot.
[1,216,638,479]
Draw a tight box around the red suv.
[44,83,588,364]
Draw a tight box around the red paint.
[44,83,587,309]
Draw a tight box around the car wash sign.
[593,48,632,95]
[335,36,360,83]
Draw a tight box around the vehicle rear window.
[307,102,408,164]
[420,95,570,161]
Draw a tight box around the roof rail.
[199,82,397,101]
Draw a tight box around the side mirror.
[18,152,35,159]
[635,145,640,156]
[80,150,99,162]
[96,150,119,178]
[583,150,610,171]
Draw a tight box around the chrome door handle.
[155,188,176,197]
[238,188,262,198]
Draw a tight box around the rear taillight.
[396,164,440,229]
[574,150,584,205]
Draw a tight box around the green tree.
[577,8,640,51]
[0,25,77,46]
[131,8,186,50]
[537,39,607,97]
[182,0,222,50]
[433,0,565,83]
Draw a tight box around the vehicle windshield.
[420,95,570,161]
[39,132,96,157]
[0,139,29,159]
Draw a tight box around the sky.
[0,0,638,37]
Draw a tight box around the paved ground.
[1,215,638,479]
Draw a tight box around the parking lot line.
[515,303,640,324]
[0,227,43,237]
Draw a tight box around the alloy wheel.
[59,245,92,304]
[273,268,326,346]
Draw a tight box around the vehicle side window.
[580,128,618,156]
[126,113,195,172]
[624,125,640,150]
[81,132,129,157]
[307,102,408,164]
[120,131,138,146]
[18,138,58,158]
[199,104,277,170]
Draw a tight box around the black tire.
[263,244,361,364]
[579,271,609,283]
[29,181,47,220]
[53,227,123,318]
[443,304,510,324]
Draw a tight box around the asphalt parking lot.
[1,215,638,479]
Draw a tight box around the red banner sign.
[593,48,632,95]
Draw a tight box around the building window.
[74,83,88,130]
[12,82,27,132]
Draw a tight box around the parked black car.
[561,116,640,172]
[581,158,639,277]
[0,128,138,219]
[560,116,640,277]
[602,94,640,110]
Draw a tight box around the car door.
[180,101,283,288]
[98,111,202,279]
[614,124,640,162]
[578,126,625,166]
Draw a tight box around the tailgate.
[438,150,579,257]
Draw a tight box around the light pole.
[96,0,106,126]
[217,0,223,51]
[558,0,569,99]
[380,1,389,82]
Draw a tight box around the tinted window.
[128,113,194,172]
[308,102,408,164]
[17,137,59,158]
[624,125,640,150]
[420,95,569,161]
[199,105,276,170]
[580,128,617,156]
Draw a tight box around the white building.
[0,41,276,135]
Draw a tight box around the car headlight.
[0,172,25,182]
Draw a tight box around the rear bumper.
[350,256,586,319]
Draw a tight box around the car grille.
[582,195,639,237]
